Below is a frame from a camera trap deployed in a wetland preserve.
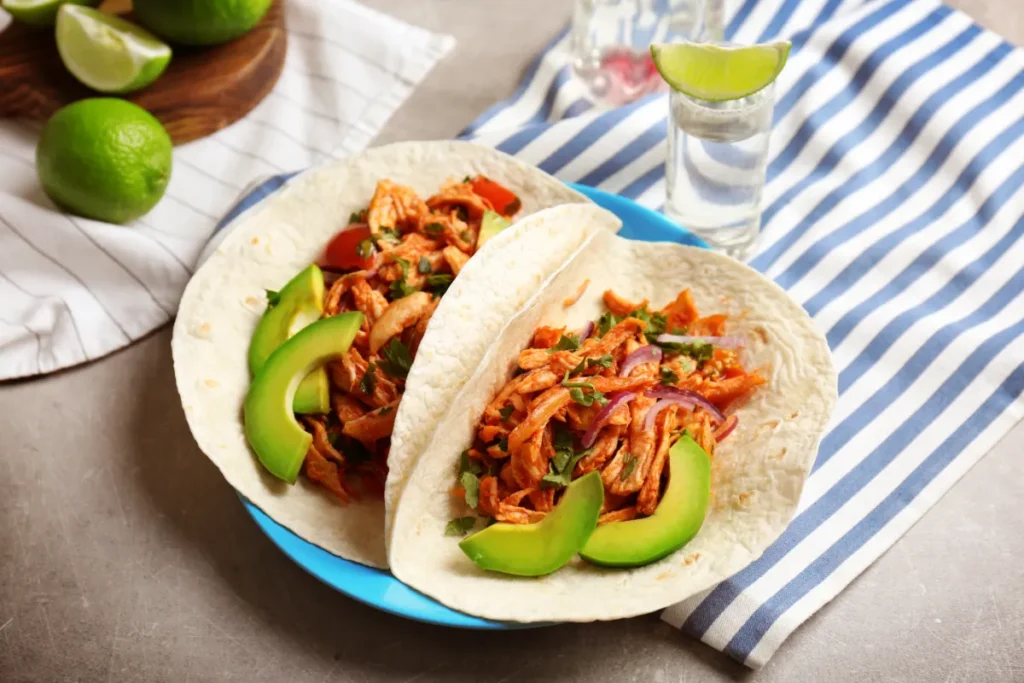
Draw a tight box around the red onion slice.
[577,321,595,344]
[643,397,695,432]
[714,414,739,441]
[656,333,744,349]
[581,391,636,448]
[646,386,725,424]
[618,344,662,377]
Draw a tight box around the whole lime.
[131,0,274,46]
[36,98,173,224]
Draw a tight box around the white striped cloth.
[451,0,1023,669]
[0,0,453,379]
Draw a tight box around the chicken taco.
[388,203,837,621]
[172,142,609,569]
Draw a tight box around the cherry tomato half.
[470,176,521,217]
[322,223,375,271]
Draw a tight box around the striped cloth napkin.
[0,0,453,380]
[457,0,1024,669]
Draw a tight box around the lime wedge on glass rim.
[55,5,171,94]
[1,0,97,26]
[650,41,790,101]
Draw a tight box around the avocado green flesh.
[248,265,330,414]
[244,312,363,484]
[476,210,512,249]
[580,435,710,568]
[458,471,604,576]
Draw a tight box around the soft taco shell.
[172,141,592,569]
[388,204,837,620]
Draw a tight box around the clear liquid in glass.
[665,84,774,261]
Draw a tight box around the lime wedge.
[55,5,171,94]
[1,0,97,27]
[650,41,790,102]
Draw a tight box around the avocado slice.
[476,209,512,249]
[248,265,330,414]
[244,312,364,484]
[580,435,710,568]
[458,471,603,576]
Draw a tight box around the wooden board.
[0,0,287,145]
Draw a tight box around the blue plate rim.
[235,178,709,629]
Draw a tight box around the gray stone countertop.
[2,1,1022,681]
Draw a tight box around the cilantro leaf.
[349,209,367,224]
[418,256,432,274]
[423,222,444,237]
[462,175,471,183]
[378,227,402,243]
[660,366,680,386]
[597,311,620,337]
[654,339,714,362]
[498,404,514,421]
[265,289,281,308]
[569,359,586,377]
[459,229,472,243]
[588,354,614,369]
[541,447,592,489]
[459,449,484,476]
[552,424,574,451]
[445,516,476,536]
[620,454,637,481]
[425,273,453,296]
[388,257,419,298]
[359,362,377,395]
[460,471,480,509]
[356,238,377,260]
[496,436,509,453]
[549,333,580,353]
[379,338,413,379]
[568,386,608,407]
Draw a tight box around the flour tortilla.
[171,141,593,569]
[388,204,837,621]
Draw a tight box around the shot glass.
[570,0,724,105]
[664,82,775,261]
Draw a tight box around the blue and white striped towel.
[0,0,453,380]
[457,0,1024,669]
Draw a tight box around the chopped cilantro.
[620,454,637,481]
[496,436,509,452]
[459,229,472,243]
[588,354,613,369]
[597,311,620,337]
[569,386,608,407]
[425,273,453,296]
[356,238,376,260]
[462,175,471,183]
[379,338,413,379]
[654,339,714,362]
[561,373,594,390]
[423,222,444,236]
[660,366,680,386]
[265,289,281,308]
[388,258,419,298]
[378,226,401,243]
[504,197,522,215]
[418,256,432,274]
[459,450,484,476]
[460,471,480,509]
[549,333,580,353]
[445,516,476,536]
[542,427,591,489]
[359,362,377,395]
[349,209,367,224]
[498,404,515,421]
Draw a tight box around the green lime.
[36,98,173,224]
[1,0,96,26]
[650,41,791,102]
[132,0,273,46]
[55,5,171,94]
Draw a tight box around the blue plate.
[239,181,708,629]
